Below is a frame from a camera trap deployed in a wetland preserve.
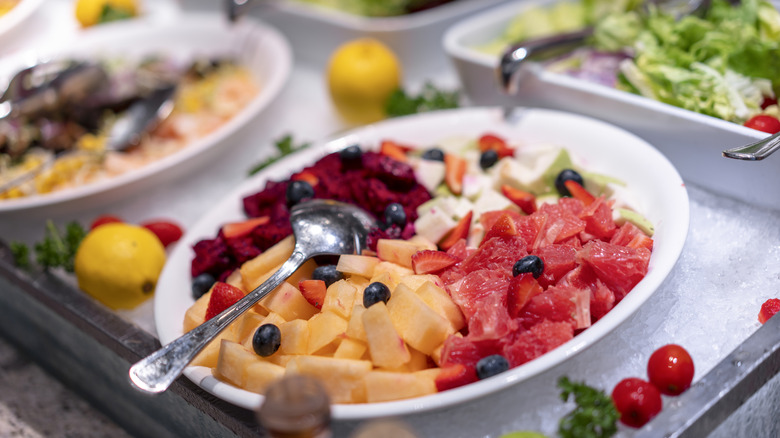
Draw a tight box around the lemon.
[327,38,402,125]
[74,223,166,310]
[74,0,137,27]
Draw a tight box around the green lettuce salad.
[294,0,455,16]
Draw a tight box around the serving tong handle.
[722,131,780,161]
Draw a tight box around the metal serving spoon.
[129,199,379,394]
[722,131,780,161]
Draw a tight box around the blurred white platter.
[0,0,43,39]
[155,106,689,419]
[444,0,780,211]
[0,13,291,214]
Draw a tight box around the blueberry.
[513,255,544,279]
[286,180,314,206]
[312,265,343,287]
[421,148,445,162]
[363,282,391,308]
[555,169,584,197]
[479,149,499,169]
[252,324,281,357]
[191,273,216,299]
[383,203,407,228]
[340,144,363,163]
[476,354,510,379]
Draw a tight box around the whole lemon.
[74,223,166,310]
[327,38,402,125]
[74,0,138,28]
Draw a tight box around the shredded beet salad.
[190,150,431,281]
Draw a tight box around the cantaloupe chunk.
[286,355,372,403]
[183,290,211,333]
[321,279,357,319]
[376,239,427,268]
[364,371,437,403]
[244,361,286,394]
[362,302,410,369]
[240,236,294,290]
[333,338,367,360]
[240,312,286,350]
[415,280,466,332]
[260,282,318,321]
[307,311,348,355]
[398,274,445,292]
[337,254,380,277]
[346,303,367,342]
[191,323,239,368]
[387,284,450,355]
[279,319,309,355]
[371,261,414,290]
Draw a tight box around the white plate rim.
[154,106,690,420]
[0,13,292,213]
[0,0,44,40]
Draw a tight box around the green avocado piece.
[541,149,574,193]
[499,432,548,438]
[617,208,655,236]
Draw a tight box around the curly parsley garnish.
[385,82,460,118]
[248,134,311,176]
[12,220,86,272]
[558,376,619,438]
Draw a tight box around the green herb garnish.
[558,376,618,438]
[98,4,135,24]
[31,220,87,272]
[385,82,460,118]
[10,242,30,269]
[248,134,311,176]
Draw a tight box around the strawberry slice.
[379,140,409,162]
[507,273,543,318]
[444,153,467,195]
[205,282,246,320]
[435,363,478,392]
[291,170,319,187]
[478,133,514,158]
[439,211,473,251]
[501,185,537,215]
[759,298,780,324]
[299,279,327,310]
[563,180,596,206]
[411,250,458,274]
[482,212,518,242]
[222,216,270,239]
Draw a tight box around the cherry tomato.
[141,220,184,248]
[758,298,780,324]
[744,115,780,134]
[647,344,695,396]
[90,214,123,230]
[611,377,662,428]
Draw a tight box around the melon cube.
[337,254,380,277]
[216,340,260,387]
[260,282,318,321]
[225,269,244,291]
[286,356,372,403]
[183,290,211,333]
[285,259,318,291]
[191,322,239,368]
[240,235,294,290]
[333,338,368,360]
[244,361,286,394]
[307,311,348,355]
[346,304,367,342]
[380,346,429,373]
[398,274,445,292]
[364,371,437,403]
[265,354,296,368]
[376,239,424,268]
[321,280,357,319]
[362,302,410,369]
[279,319,309,355]
[238,310,270,346]
[415,281,466,332]
[387,285,450,355]
[407,235,438,251]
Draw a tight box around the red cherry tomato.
[141,220,184,248]
[90,214,123,230]
[647,344,695,396]
[744,115,780,134]
[611,377,663,428]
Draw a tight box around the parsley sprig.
[248,134,311,176]
[11,221,86,272]
[558,376,619,438]
[385,82,460,118]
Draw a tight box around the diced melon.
[244,360,286,394]
[215,340,260,387]
[364,371,437,403]
[265,354,296,368]
[225,269,244,291]
[337,254,380,277]
[398,274,444,292]
[376,239,426,269]
[410,156,446,193]
[380,346,429,373]
[415,281,466,332]
[286,355,372,403]
[333,338,368,360]
[406,235,437,251]
[387,285,450,355]
[307,311,348,355]
[368,271,398,293]
[191,322,239,368]
[183,290,211,333]
[279,319,309,355]
[260,282,318,321]
[321,280,357,319]
[372,261,414,287]
[240,312,286,350]
[472,189,518,218]
[362,302,410,369]
[285,259,318,290]
[240,236,294,290]
[346,304,367,342]
[414,208,458,244]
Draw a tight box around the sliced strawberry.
[507,273,543,318]
[439,211,473,251]
[501,185,537,215]
[444,153,467,195]
[142,220,184,248]
[291,170,319,187]
[205,282,246,320]
[482,212,518,242]
[434,363,478,392]
[478,133,514,158]
[379,140,409,162]
[627,234,654,251]
[222,216,270,239]
[411,250,458,274]
[299,279,327,310]
[90,214,123,230]
[563,180,596,206]
[759,298,780,324]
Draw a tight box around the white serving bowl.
[444,0,780,211]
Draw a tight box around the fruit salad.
[183,133,655,404]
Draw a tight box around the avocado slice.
[616,208,655,236]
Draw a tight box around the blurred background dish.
[0,0,43,40]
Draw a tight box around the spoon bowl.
[128,199,379,394]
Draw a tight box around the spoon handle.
[722,131,780,161]
[128,250,307,394]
